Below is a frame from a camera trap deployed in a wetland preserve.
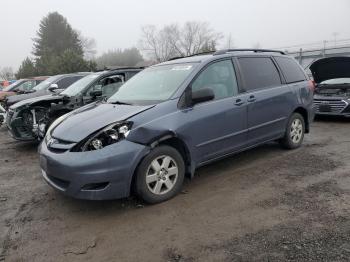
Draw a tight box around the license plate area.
[319,104,331,112]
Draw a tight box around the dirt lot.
[0,117,350,262]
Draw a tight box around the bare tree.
[0,67,14,80]
[78,31,97,60]
[139,21,223,62]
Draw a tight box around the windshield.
[33,75,62,91]
[108,63,197,104]
[60,73,100,97]
[320,78,350,85]
[3,80,23,92]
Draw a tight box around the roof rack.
[94,66,145,72]
[107,66,145,70]
[213,49,286,55]
[167,51,216,61]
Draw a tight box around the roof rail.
[104,66,145,71]
[167,51,216,61]
[214,49,286,55]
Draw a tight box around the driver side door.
[180,59,248,164]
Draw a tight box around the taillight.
[308,80,315,92]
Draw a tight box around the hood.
[6,89,50,107]
[52,103,155,142]
[310,57,350,83]
[0,91,16,100]
[10,94,61,109]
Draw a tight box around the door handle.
[247,95,256,102]
[234,98,244,106]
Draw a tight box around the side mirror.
[191,87,215,105]
[48,83,59,92]
[89,90,103,97]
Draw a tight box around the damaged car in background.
[6,68,142,141]
[311,56,350,117]
[4,73,89,109]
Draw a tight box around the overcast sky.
[1,0,349,70]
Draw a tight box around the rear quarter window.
[238,57,281,91]
[275,56,307,83]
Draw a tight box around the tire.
[135,145,185,204]
[280,112,305,149]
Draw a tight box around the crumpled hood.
[6,89,50,107]
[310,57,350,83]
[10,94,61,109]
[52,103,155,142]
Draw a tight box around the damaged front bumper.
[39,138,150,200]
[6,108,37,141]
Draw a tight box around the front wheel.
[135,145,185,204]
[280,113,305,149]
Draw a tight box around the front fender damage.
[127,126,195,177]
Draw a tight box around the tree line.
[15,12,228,79]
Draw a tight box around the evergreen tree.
[16,58,37,78]
[50,49,96,75]
[33,12,83,58]
[32,12,90,75]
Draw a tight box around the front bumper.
[6,109,36,141]
[313,97,350,117]
[39,139,150,200]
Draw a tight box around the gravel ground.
[0,116,349,262]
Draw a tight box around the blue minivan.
[39,49,314,203]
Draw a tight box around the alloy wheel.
[290,118,303,144]
[145,155,179,195]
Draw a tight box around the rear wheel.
[135,145,185,204]
[280,113,305,149]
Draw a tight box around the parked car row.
[2,50,349,204]
[6,68,142,140]
[0,76,48,107]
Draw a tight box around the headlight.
[76,122,132,152]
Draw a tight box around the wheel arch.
[129,132,194,195]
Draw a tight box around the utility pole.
[332,32,339,46]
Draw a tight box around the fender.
[128,128,196,178]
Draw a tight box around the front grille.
[313,99,348,113]
[47,137,76,153]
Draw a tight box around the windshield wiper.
[110,100,132,105]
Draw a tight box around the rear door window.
[275,57,307,83]
[238,57,281,91]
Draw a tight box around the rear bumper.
[39,139,150,200]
